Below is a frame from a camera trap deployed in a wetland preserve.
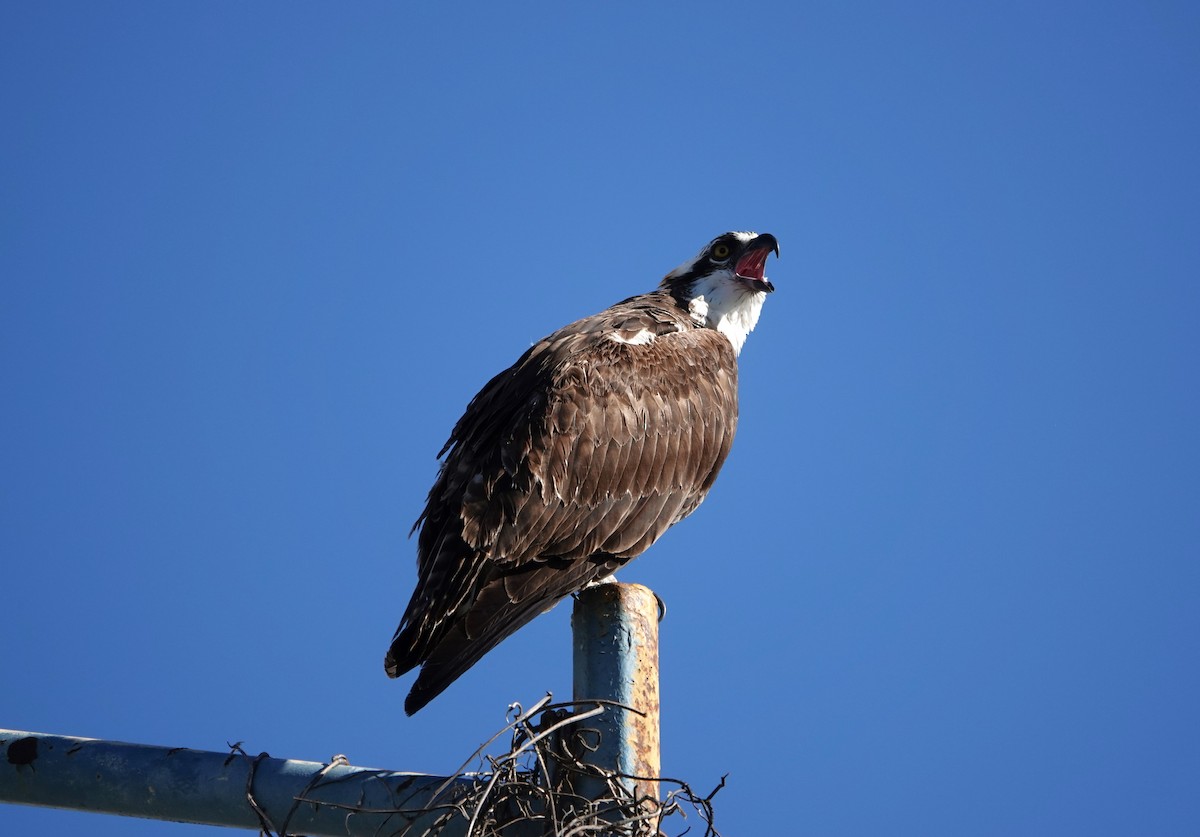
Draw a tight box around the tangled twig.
[270,696,724,836]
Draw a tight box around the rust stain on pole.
[572,582,661,802]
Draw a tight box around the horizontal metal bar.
[3,584,664,833]
[0,729,507,836]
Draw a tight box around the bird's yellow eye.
[711,243,731,260]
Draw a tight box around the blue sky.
[3,2,1198,835]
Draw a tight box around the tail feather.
[401,600,547,715]
[383,628,419,680]
[390,554,629,715]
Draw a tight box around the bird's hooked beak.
[734,233,779,294]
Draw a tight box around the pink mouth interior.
[735,248,769,281]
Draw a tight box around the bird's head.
[661,231,780,355]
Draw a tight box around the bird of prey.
[385,230,779,714]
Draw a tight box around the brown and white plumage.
[385,231,779,714]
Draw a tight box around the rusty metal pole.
[571,581,661,803]
[0,729,512,836]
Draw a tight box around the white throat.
[685,271,766,355]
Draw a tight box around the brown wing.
[385,291,740,714]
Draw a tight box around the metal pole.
[0,729,497,836]
[2,582,664,834]
[571,582,662,803]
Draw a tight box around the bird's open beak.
[735,233,779,294]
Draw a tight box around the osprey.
[386,230,779,714]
